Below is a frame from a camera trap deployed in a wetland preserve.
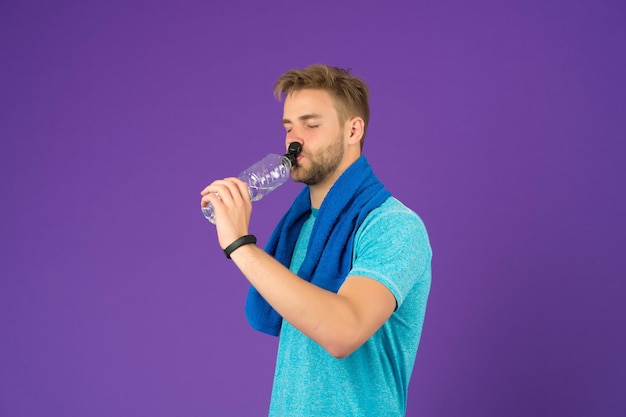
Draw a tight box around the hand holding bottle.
[200,142,302,224]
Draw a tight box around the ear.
[346,117,365,145]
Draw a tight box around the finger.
[229,177,251,203]
[200,181,220,196]
[201,192,222,208]
[200,177,239,196]
[215,178,251,206]
[199,179,251,219]
[200,181,233,207]
[212,178,248,203]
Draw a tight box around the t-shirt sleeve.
[348,200,432,308]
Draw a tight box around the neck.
[309,184,330,209]
[308,154,361,209]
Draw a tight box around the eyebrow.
[282,113,323,125]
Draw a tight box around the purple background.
[1,0,624,415]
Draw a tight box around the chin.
[291,168,311,185]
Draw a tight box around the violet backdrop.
[1,0,624,416]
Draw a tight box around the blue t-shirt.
[268,197,432,417]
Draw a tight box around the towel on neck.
[244,156,391,336]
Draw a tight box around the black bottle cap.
[284,142,302,165]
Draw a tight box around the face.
[282,89,346,186]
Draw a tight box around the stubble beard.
[291,134,344,186]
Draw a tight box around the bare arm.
[200,178,396,358]
[230,244,395,358]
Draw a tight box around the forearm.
[200,178,396,357]
[229,243,362,357]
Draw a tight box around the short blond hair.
[273,64,370,148]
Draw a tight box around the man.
[200,64,432,416]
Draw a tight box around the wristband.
[223,235,257,259]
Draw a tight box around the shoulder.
[357,197,429,244]
[351,196,432,306]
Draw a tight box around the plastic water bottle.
[202,142,302,224]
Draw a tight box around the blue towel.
[245,156,391,336]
